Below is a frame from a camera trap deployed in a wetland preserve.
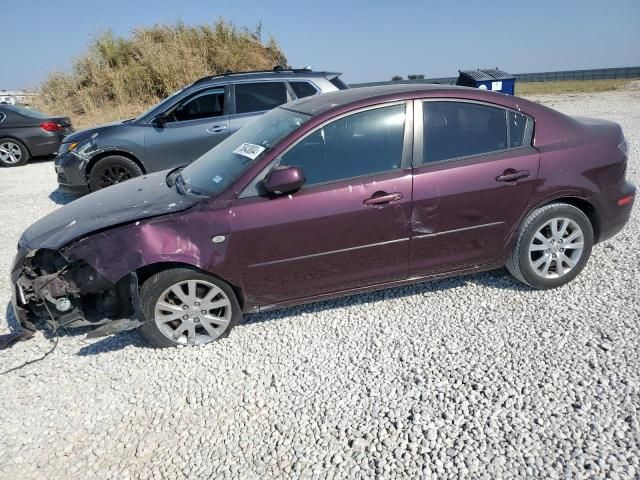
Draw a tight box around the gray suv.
[55,68,348,193]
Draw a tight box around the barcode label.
[233,143,266,160]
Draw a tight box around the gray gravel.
[1,91,639,479]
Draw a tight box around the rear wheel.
[139,269,241,348]
[506,203,593,289]
[0,138,29,167]
[88,155,143,191]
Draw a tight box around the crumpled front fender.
[62,206,238,286]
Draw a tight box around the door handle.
[207,124,228,134]
[363,192,403,205]
[496,169,530,183]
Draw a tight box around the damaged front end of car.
[6,245,142,348]
[2,169,222,349]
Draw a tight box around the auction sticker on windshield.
[233,143,266,160]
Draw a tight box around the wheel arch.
[538,197,601,242]
[503,195,601,258]
[134,262,246,310]
[86,149,146,176]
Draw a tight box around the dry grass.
[516,78,639,95]
[33,19,287,129]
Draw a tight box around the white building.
[0,89,37,105]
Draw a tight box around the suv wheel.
[506,203,594,289]
[0,138,29,167]
[139,269,241,348]
[89,155,143,191]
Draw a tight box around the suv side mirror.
[263,166,305,195]
[153,113,169,126]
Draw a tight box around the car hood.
[21,171,198,250]
[62,119,134,144]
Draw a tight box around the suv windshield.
[179,107,310,196]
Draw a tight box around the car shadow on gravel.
[49,188,79,205]
[244,268,529,326]
[76,330,146,356]
[2,303,145,356]
[2,269,529,355]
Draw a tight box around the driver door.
[144,86,230,170]
[228,102,414,305]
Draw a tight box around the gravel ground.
[1,91,639,479]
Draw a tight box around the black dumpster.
[456,68,515,95]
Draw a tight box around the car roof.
[283,84,475,116]
[283,83,544,117]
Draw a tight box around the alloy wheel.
[0,141,23,164]
[528,217,585,279]
[153,279,232,345]
[97,165,133,188]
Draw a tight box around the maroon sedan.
[9,85,635,347]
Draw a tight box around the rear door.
[410,99,539,275]
[144,86,230,170]
[229,102,414,305]
[228,81,291,134]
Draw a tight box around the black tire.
[139,268,242,348]
[88,155,143,191]
[0,137,30,167]
[506,203,594,289]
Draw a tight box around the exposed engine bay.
[12,248,141,340]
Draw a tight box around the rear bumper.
[29,132,67,157]
[591,180,636,243]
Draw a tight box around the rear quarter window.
[508,110,533,148]
[329,76,349,90]
[289,81,318,99]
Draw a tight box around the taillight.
[40,121,64,132]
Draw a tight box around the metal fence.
[351,66,640,87]
[514,66,640,82]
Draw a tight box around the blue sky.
[2,0,639,89]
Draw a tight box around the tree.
[391,75,403,81]
[407,74,425,80]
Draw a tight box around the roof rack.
[193,66,313,85]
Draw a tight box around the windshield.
[179,107,310,196]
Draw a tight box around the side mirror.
[263,166,305,195]
[153,113,169,126]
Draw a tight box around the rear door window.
[289,81,318,99]
[235,82,288,114]
[422,101,507,164]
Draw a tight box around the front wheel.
[506,203,594,289]
[88,155,143,191]
[139,269,242,348]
